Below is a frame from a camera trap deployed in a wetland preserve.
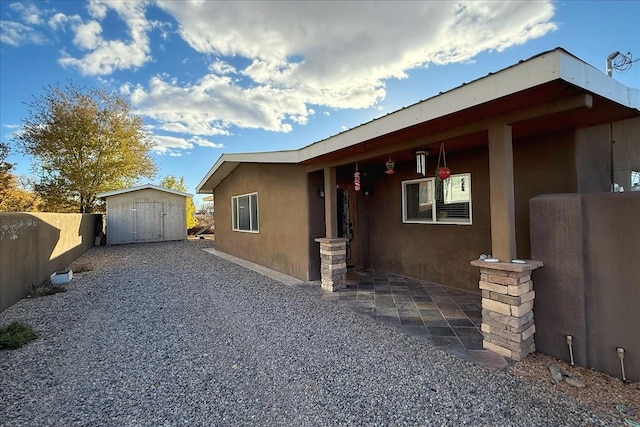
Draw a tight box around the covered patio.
[296,268,509,371]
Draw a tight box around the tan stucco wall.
[0,213,99,311]
[531,192,640,382]
[214,163,323,281]
[363,131,579,291]
[576,116,640,193]
[105,189,187,244]
[362,146,491,292]
[513,130,578,259]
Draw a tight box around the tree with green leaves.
[158,175,197,230]
[15,83,157,213]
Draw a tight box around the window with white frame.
[631,170,640,191]
[232,192,259,232]
[402,173,472,224]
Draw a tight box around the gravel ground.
[0,240,621,426]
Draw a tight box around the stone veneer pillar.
[315,238,348,292]
[470,259,543,361]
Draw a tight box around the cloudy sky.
[1,1,638,199]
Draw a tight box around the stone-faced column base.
[315,238,348,292]
[470,259,543,361]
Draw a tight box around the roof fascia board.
[196,150,300,193]
[558,52,640,109]
[98,184,192,198]
[304,93,594,172]
[298,50,569,162]
[198,48,639,193]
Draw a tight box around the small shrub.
[70,263,92,274]
[0,322,37,349]
[29,280,67,298]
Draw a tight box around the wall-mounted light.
[318,186,325,198]
[415,149,428,176]
[385,156,395,175]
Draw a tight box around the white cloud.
[151,134,224,156]
[58,1,152,75]
[209,59,237,75]
[1,3,68,45]
[9,2,43,26]
[0,20,47,46]
[4,1,556,155]
[135,1,556,139]
[72,21,102,49]
[48,13,68,31]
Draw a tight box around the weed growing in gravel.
[0,322,37,349]
[29,280,67,298]
[70,263,92,274]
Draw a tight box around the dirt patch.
[510,352,639,422]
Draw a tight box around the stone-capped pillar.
[470,259,543,361]
[315,238,348,292]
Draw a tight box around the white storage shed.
[97,184,191,245]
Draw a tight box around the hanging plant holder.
[436,143,451,180]
[385,156,395,175]
[354,163,361,191]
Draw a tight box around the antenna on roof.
[606,51,634,76]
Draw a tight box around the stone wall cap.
[470,259,543,272]
[315,238,348,243]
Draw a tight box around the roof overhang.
[196,150,301,193]
[196,48,639,194]
[97,184,192,199]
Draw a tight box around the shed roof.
[97,184,192,199]
[196,48,640,194]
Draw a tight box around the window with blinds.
[402,173,472,224]
[232,192,259,232]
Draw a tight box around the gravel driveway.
[0,240,615,426]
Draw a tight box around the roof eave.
[196,48,639,194]
[196,150,301,194]
[97,184,192,199]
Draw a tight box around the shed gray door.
[134,202,164,242]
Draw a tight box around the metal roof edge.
[197,47,639,193]
[97,184,192,199]
[196,150,301,193]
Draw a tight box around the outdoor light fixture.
[385,156,395,175]
[318,186,325,198]
[415,149,428,176]
[354,163,360,191]
[617,347,627,382]
[566,335,575,366]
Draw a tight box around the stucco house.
[197,48,639,377]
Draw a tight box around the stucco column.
[323,167,338,239]
[488,124,517,261]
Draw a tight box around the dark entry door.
[337,188,357,266]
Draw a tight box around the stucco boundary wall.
[530,192,639,382]
[0,213,100,312]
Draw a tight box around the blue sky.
[1,1,639,204]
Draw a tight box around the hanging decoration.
[436,143,451,180]
[385,156,395,175]
[354,163,361,191]
[415,149,428,176]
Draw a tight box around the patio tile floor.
[295,268,510,371]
